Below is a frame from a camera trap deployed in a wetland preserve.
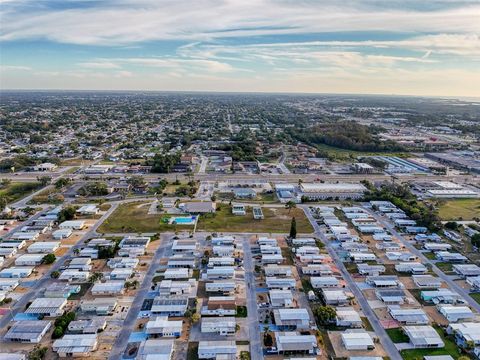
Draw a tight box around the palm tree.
[89,272,103,283]
[285,200,297,214]
[73,248,80,256]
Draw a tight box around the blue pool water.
[172,216,196,224]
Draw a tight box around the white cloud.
[1,1,479,45]
[0,65,32,71]
[78,61,121,69]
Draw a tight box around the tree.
[78,182,109,196]
[263,332,273,347]
[313,306,336,325]
[52,326,64,339]
[191,313,201,323]
[37,176,52,186]
[50,270,60,279]
[28,345,48,360]
[22,206,36,216]
[54,177,72,189]
[471,233,480,248]
[285,200,296,214]
[42,253,56,264]
[127,175,146,189]
[0,196,8,212]
[0,179,11,187]
[57,205,77,222]
[89,272,103,283]
[289,217,297,239]
[444,221,458,230]
[73,248,80,256]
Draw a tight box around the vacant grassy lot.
[438,199,480,221]
[196,205,313,233]
[97,201,193,233]
[314,143,410,160]
[435,262,454,273]
[470,292,480,305]
[400,326,461,360]
[386,328,409,343]
[0,181,42,203]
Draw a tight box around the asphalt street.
[302,206,403,360]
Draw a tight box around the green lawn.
[435,262,454,273]
[400,326,462,360]
[196,205,313,233]
[438,198,480,221]
[0,181,43,203]
[97,201,193,233]
[470,292,480,305]
[236,305,248,318]
[314,143,410,160]
[386,328,410,343]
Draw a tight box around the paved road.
[108,234,170,360]
[198,156,208,174]
[10,184,52,209]
[277,151,291,175]
[367,208,480,313]
[242,236,264,360]
[0,203,118,330]
[302,206,402,360]
[4,172,477,185]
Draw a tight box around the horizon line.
[1,88,479,101]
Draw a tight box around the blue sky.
[1,0,479,96]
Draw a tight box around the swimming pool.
[169,216,197,225]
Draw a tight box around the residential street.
[0,203,118,330]
[242,235,264,360]
[302,206,403,360]
[108,233,170,360]
[367,208,480,313]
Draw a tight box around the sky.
[0,0,480,97]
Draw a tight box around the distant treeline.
[287,121,405,152]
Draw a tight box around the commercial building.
[300,183,366,200]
